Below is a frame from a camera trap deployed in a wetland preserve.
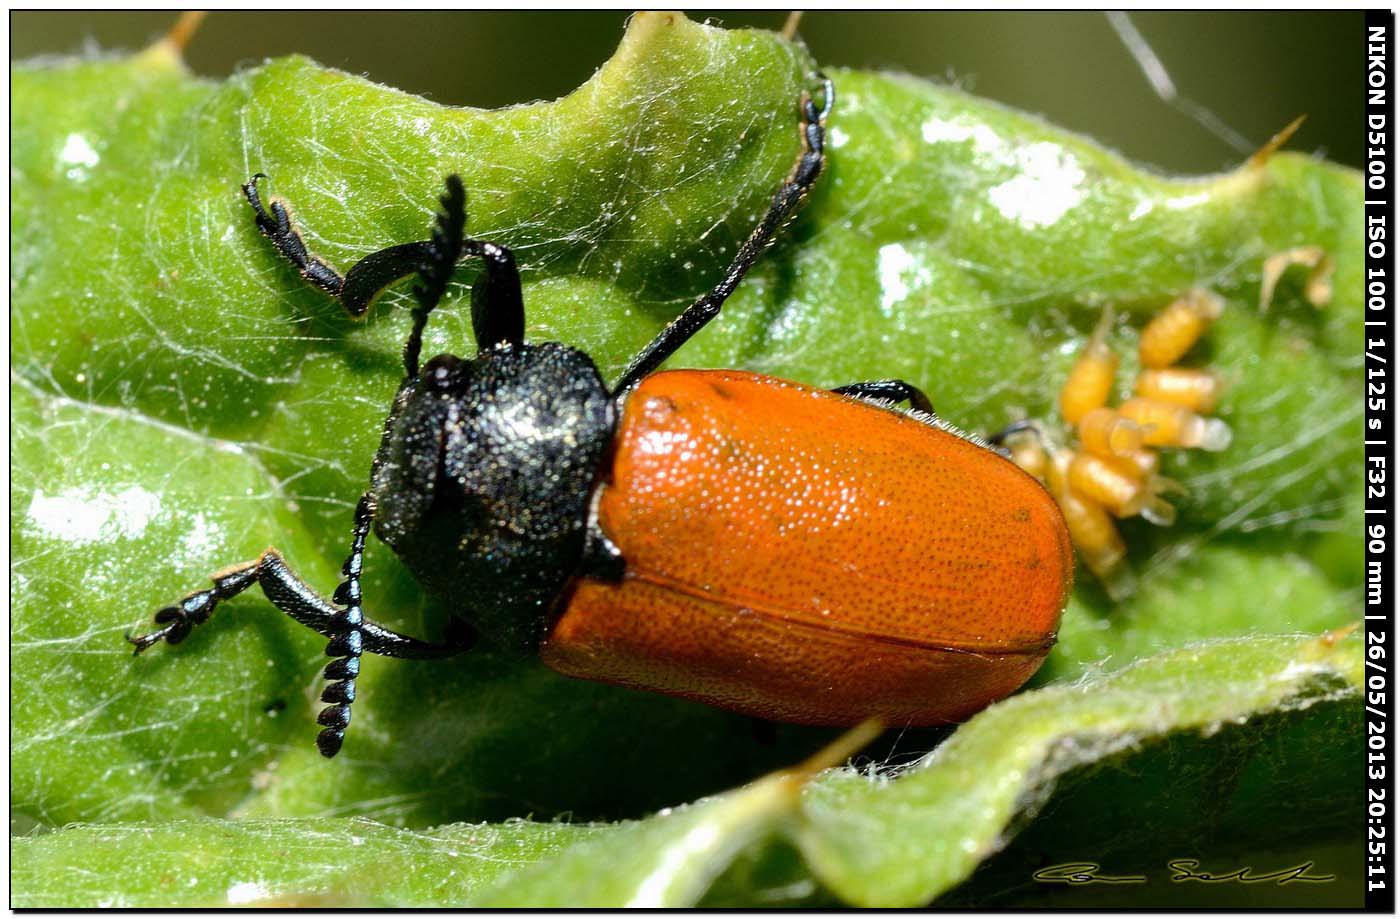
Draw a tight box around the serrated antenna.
[404,175,467,378]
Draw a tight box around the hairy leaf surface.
[12,13,1361,907]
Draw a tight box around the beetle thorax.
[370,342,615,648]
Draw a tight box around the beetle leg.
[465,241,524,355]
[831,379,935,415]
[245,175,526,376]
[127,527,475,758]
[981,419,1052,463]
[986,418,1048,446]
[126,550,473,657]
[611,74,834,395]
[242,174,434,318]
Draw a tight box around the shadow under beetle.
[129,77,1071,757]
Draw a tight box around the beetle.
[127,78,1072,757]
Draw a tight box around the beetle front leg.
[611,75,834,394]
[242,174,433,318]
[246,173,527,378]
[128,529,475,757]
[986,418,1046,447]
[127,549,472,660]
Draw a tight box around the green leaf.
[10,816,599,907]
[796,632,1362,907]
[12,12,1361,907]
[13,633,1361,907]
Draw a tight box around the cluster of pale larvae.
[1000,290,1232,599]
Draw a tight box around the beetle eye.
[420,353,464,390]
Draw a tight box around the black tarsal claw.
[127,605,189,654]
[242,174,295,241]
[125,628,166,654]
[165,620,193,645]
[242,175,274,228]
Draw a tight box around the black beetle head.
[370,341,614,648]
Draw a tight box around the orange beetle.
[128,79,1072,755]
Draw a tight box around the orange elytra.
[542,371,1074,725]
